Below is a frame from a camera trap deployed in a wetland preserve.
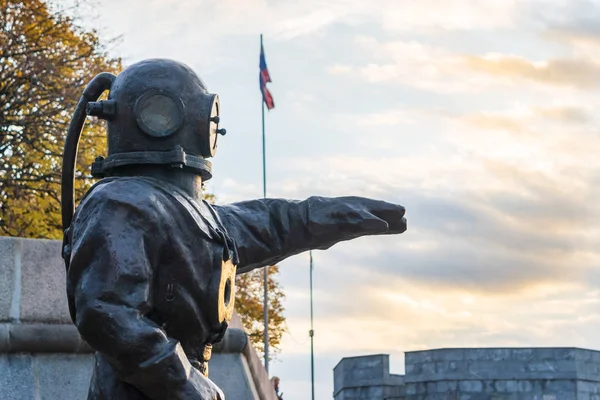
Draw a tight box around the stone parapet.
[403,347,600,399]
[334,347,600,400]
[333,354,404,400]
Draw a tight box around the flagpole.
[309,250,315,400]
[261,33,270,374]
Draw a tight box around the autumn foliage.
[0,0,120,237]
[236,266,286,361]
[0,0,286,359]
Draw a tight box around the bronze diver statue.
[61,59,407,399]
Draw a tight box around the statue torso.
[67,176,237,372]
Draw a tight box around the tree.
[235,266,286,361]
[1,0,286,360]
[0,0,121,238]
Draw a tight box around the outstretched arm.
[214,196,406,274]
[69,187,223,400]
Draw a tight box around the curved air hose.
[61,73,116,248]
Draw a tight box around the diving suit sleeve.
[214,196,407,274]
[68,185,223,400]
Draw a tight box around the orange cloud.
[459,113,525,133]
[463,54,600,89]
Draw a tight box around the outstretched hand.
[216,195,407,273]
[364,198,407,234]
[308,196,406,239]
[346,197,407,235]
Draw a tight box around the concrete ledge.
[406,347,600,363]
[242,338,278,400]
[0,323,250,356]
[404,347,600,384]
[0,323,92,353]
[213,327,248,354]
[210,353,261,400]
[228,312,278,400]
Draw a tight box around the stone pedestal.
[0,236,277,400]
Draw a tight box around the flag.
[260,41,275,110]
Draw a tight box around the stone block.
[464,349,511,362]
[544,379,576,393]
[334,354,388,393]
[575,348,594,362]
[405,350,435,364]
[505,380,518,392]
[517,380,532,392]
[584,382,600,394]
[436,380,458,392]
[0,237,17,322]
[577,360,600,380]
[404,383,417,395]
[0,354,35,400]
[590,350,600,364]
[209,353,259,400]
[335,385,384,400]
[435,349,466,361]
[578,380,593,393]
[435,360,447,373]
[33,354,93,400]
[534,348,576,361]
[526,360,574,374]
[458,380,483,392]
[494,380,508,392]
[19,238,70,323]
[427,381,437,393]
[383,384,405,399]
[421,362,436,375]
[510,348,535,361]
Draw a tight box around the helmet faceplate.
[90,59,224,180]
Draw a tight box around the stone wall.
[404,347,600,400]
[333,354,404,400]
[334,348,600,400]
[0,236,277,400]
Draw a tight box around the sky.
[69,0,600,398]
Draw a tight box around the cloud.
[544,23,600,49]
[265,134,600,300]
[459,113,527,133]
[532,106,591,123]
[452,105,592,135]
[374,0,523,32]
[327,37,493,94]
[328,34,600,94]
[464,54,600,89]
[536,0,600,52]
[279,260,600,356]
[94,0,529,45]
[271,260,600,398]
